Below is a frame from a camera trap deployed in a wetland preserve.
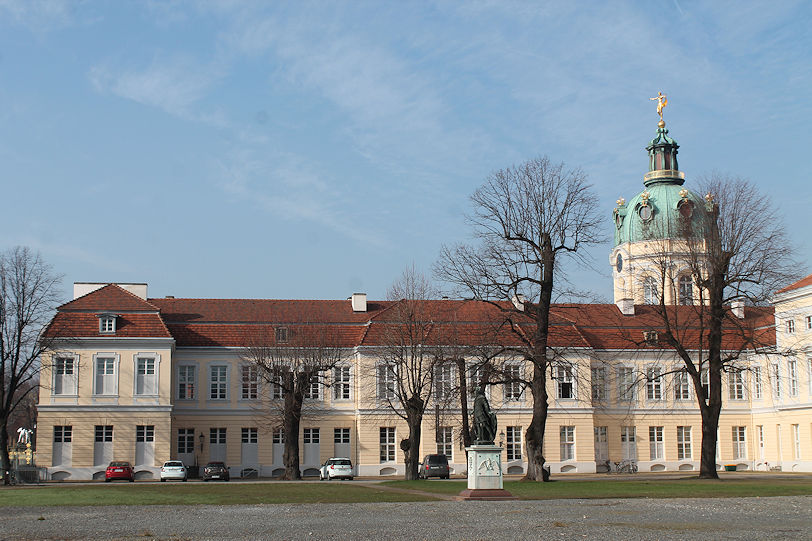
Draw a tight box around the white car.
[319,458,353,480]
[160,460,187,482]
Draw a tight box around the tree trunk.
[456,358,472,449]
[523,363,550,481]
[699,403,721,479]
[0,423,10,485]
[281,373,305,480]
[404,396,424,480]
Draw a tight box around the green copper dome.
[613,122,708,246]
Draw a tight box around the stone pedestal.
[456,445,517,501]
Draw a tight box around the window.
[646,366,663,400]
[701,368,710,398]
[178,428,195,454]
[792,424,801,459]
[241,365,259,400]
[99,315,116,334]
[135,356,157,395]
[643,276,659,305]
[53,356,77,395]
[304,373,322,400]
[210,428,226,445]
[757,425,765,460]
[333,366,351,400]
[437,427,452,458]
[788,359,798,397]
[677,426,692,460]
[618,367,635,401]
[273,428,284,444]
[54,425,72,443]
[560,426,575,461]
[678,275,693,305]
[728,370,745,400]
[809,359,812,395]
[649,426,664,460]
[334,428,350,444]
[303,428,319,445]
[209,365,228,400]
[643,330,659,345]
[275,326,288,343]
[591,367,607,403]
[621,426,637,460]
[504,364,523,401]
[506,426,522,461]
[380,427,396,462]
[771,363,781,398]
[467,363,486,399]
[94,356,117,395]
[806,315,812,331]
[732,426,746,459]
[787,319,796,334]
[136,425,154,443]
[178,365,196,400]
[556,365,574,399]
[674,368,691,400]
[95,425,113,443]
[434,363,454,401]
[271,370,285,399]
[242,427,258,444]
[377,363,396,400]
[753,365,763,399]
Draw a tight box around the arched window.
[678,275,694,305]
[643,277,659,305]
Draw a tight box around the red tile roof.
[45,312,172,339]
[60,284,160,312]
[776,273,812,294]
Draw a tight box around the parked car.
[202,461,230,481]
[418,454,449,479]
[105,461,135,482]
[160,460,187,482]
[319,457,353,480]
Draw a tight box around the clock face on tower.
[615,253,623,273]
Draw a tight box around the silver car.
[319,458,353,480]
[160,460,187,482]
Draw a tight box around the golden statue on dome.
[650,91,668,126]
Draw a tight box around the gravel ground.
[1,496,810,540]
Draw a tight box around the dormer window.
[643,330,659,345]
[275,326,289,343]
[99,314,116,334]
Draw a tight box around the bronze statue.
[472,386,497,445]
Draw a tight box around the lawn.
[0,482,434,507]
[382,477,812,499]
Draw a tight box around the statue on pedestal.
[472,386,497,445]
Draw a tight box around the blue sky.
[1,1,810,302]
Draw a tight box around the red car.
[105,461,135,482]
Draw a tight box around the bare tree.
[1,247,62,483]
[241,325,343,480]
[644,175,796,478]
[436,156,603,481]
[371,266,444,480]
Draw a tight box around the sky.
[1,0,810,303]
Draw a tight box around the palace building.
[35,119,812,480]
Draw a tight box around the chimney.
[616,297,635,316]
[351,293,367,312]
[731,299,745,319]
[511,294,526,311]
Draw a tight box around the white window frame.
[54,425,72,443]
[303,427,319,444]
[434,363,454,401]
[377,363,396,401]
[436,427,453,459]
[334,427,350,445]
[677,426,692,460]
[649,426,664,460]
[674,368,691,400]
[136,425,155,443]
[304,372,323,401]
[380,427,396,463]
[792,424,801,459]
[591,366,607,403]
[753,365,763,399]
[771,362,781,399]
[92,353,119,396]
[618,366,635,402]
[556,365,575,400]
[678,275,693,305]
[732,426,746,460]
[506,426,522,461]
[240,364,259,400]
[621,425,637,460]
[560,426,575,461]
[787,319,796,334]
[177,428,195,454]
[504,364,523,402]
[642,276,659,305]
[134,353,160,397]
[52,354,78,396]
[332,365,351,401]
[99,314,116,334]
[241,427,258,444]
[787,359,798,397]
[210,427,226,445]
[806,315,812,331]
[177,363,197,400]
[728,369,745,400]
[209,364,229,401]
[646,366,663,401]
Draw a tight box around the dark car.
[418,454,449,479]
[105,461,135,482]
[202,461,230,481]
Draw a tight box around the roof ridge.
[60,283,160,312]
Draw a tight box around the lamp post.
[498,429,505,448]
[199,432,205,452]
